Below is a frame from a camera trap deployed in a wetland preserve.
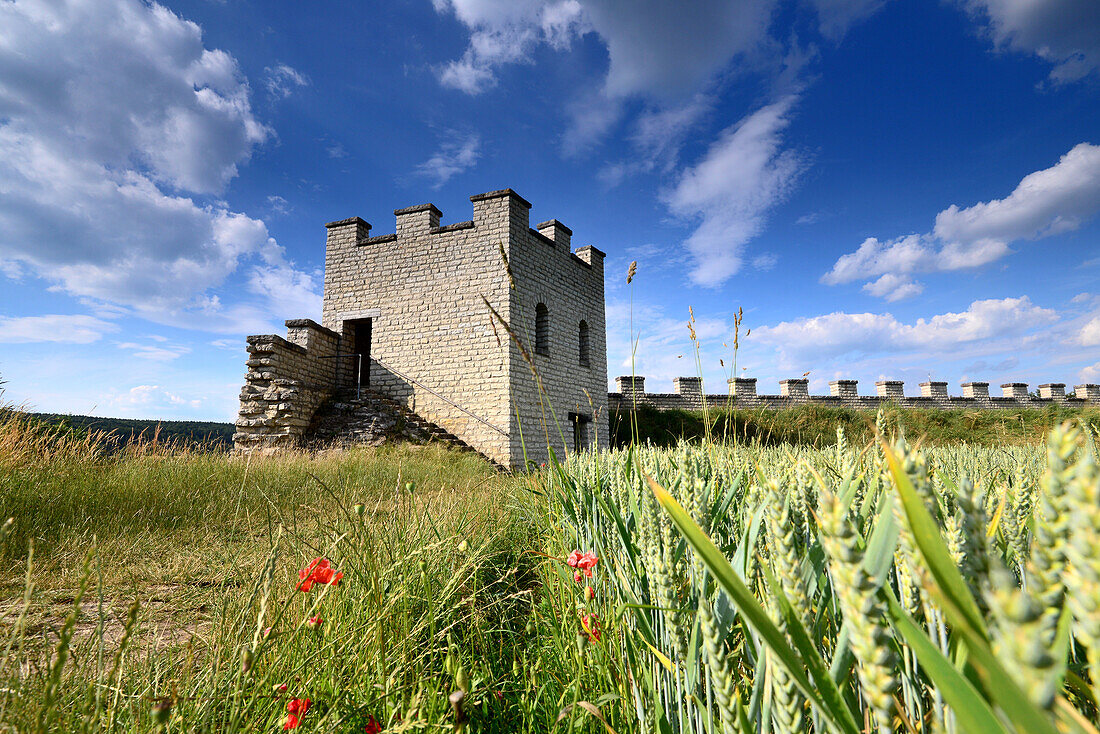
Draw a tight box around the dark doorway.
[352,319,372,388]
[569,412,591,453]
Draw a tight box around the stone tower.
[233,188,608,468]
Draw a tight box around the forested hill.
[29,413,234,450]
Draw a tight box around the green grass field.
[1,404,1099,732]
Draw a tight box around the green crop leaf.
[882,442,988,639]
[884,589,1007,734]
[646,472,860,734]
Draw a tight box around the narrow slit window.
[535,303,549,356]
[578,320,590,367]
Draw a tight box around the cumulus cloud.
[433,0,587,94]
[1082,362,1100,382]
[959,0,1100,83]
[0,0,320,331]
[432,0,782,115]
[861,273,924,301]
[264,63,310,99]
[753,296,1057,362]
[0,314,120,344]
[1079,316,1100,346]
[824,143,1100,297]
[414,132,481,189]
[663,94,806,286]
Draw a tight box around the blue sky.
[1,0,1099,420]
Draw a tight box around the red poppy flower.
[297,558,343,591]
[581,612,600,642]
[287,698,310,716]
[566,550,598,579]
[306,616,323,629]
[283,714,300,730]
[364,716,382,734]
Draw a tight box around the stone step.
[303,389,506,470]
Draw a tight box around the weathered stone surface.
[234,188,607,469]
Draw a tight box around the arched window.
[578,320,590,367]
[535,303,549,356]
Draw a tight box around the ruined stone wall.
[234,320,339,453]
[504,196,609,467]
[608,376,1100,413]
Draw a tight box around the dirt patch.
[0,582,222,654]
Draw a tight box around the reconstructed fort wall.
[503,195,609,465]
[608,376,1100,412]
[233,320,339,453]
[315,189,606,468]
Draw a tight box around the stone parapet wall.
[609,376,1100,413]
[233,320,339,453]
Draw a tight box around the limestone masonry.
[234,189,608,468]
[233,187,1096,469]
[608,376,1100,411]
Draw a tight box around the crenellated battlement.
[323,189,600,271]
[239,188,608,468]
[609,375,1100,412]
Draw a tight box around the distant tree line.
[28,413,234,450]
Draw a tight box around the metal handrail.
[316,353,362,399]
[370,356,509,437]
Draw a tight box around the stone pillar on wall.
[779,379,809,400]
[394,203,441,237]
[829,380,858,399]
[1039,383,1066,402]
[673,377,702,409]
[731,377,757,398]
[1075,384,1100,401]
[1001,383,1029,399]
[616,376,645,403]
[876,380,904,400]
[536,220,571,252]
[961,382,990,399]
[920,381,948,400]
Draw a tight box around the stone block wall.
[315,188,607,469]
[506,194,609,466]
[234,320,339,453]
[608,376,1100,413]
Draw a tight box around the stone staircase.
[304,389,504,468]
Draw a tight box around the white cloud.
[0,314,119,344]
[809,0,890,40]
[414,133,481,189]
[1072,292,1093,303]
[264,63,309,99]
[959,0,1100,83]
[267,195,291,216]
[663,94,805,287]
[605,299,731,388]
[753,296,1057,362]
[1079,316,1100,346]
[433,0,778,99]
[1081,362,1100,382]
[824,143,1100,296]
[115,342,191,361]
[102,385,202,414]
[0,0,320,332]
[597,94,713,180]
[434,0,587,94]
[861,272,924,301]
